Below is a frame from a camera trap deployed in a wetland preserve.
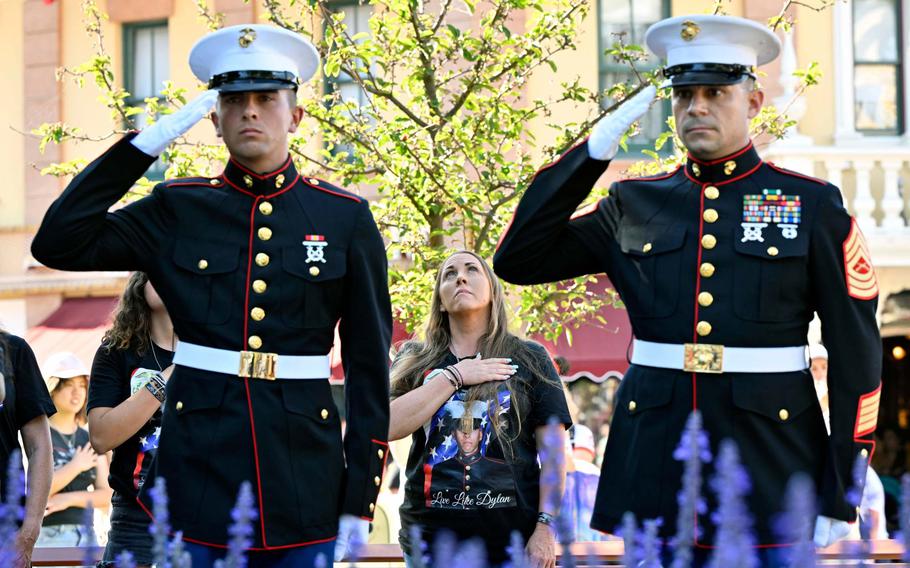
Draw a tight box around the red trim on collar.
[687,141,754,166]
[631,166,681,182]
[228,155,293,180]
[302,179,362,203]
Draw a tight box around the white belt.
[174,341,331,380]
[631,339,808,374]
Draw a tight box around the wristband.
[144,372,167,403]
[441,369,460,391]
[537,511,556,527]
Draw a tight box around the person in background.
[37,352,112,548]
[88,272,175,567]
[389,251,571,568]
[0,331,55,567]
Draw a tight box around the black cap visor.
[664,63,754,87]
[210,70,299,92]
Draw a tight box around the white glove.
[334,513,369,562]
[131,89,219,157]
[587,85,658,161]
[813,515,852,548]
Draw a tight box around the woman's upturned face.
[52,376,88,414]
[438,253,492,316]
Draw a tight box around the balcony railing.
[764,144,910,267]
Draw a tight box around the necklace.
[148,329,175,371]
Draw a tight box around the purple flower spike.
[217,481,257,568]
[707,439,757,568]
[170,530,192,568]
[314,552,329,568]
[775,473,817,567]
[433,530,457,568]
[452,537,488,568]
[671,411,710,568]
[408,524,429,568]
[148,477,171,567]
[846,453,868,508]
[506,529,528,568]
[0,451,24,566]
[901,474,910,561]
[115,550,136,568]
[620,511,638,567]
[640,518,662,568]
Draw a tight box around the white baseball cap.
[43,352,89,392]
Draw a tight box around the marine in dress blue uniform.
[31,25,391,564]
[494,15,882,551]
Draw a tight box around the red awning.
[26,297,118,373]
[532,276,631,383]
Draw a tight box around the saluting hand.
[452,354,517,386]
[588,84,658,161]
[131,89,219,157]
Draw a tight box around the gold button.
[209,178,220,186]
[369,503,375,513]
[628,400,637,412]
[700,263,715,278]
[248,335,262,350]
[252,280,267,294]
[321,408,329,420]
[778,408,789,421]
[465,485,471,491]
[767,246,779,257]
[243,174,254,188]
[259,201,273,215]
[250,307,265,321]
[197,259,208,270]
[724,160,737,175]
[308,178,320,186]
[377,449,384,459]
[703,209,719,223]
[642,243,653,253]
[692,163,701,177]
[698,292,714,307]
[704,186,719,200]
[309,266,320,277]
[255,253,270,267]
[275,174,285,188]
[860,449,869,458]
[701,234,717,249]
[258,227,272,241]
[374,476,381,486]
[175,401,184,411]
[696,321,712,336]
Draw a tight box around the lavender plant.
[170,531,192,568]
[707,440,758,568]
[81,502,96,566]
[114,549,137,568]
[149,477,172,567]
[506,530,529,568]
[847,453,870,566]
[671,411,711,568]
[620,511,638,567]
[408,523,430,568]
[640,518,663,568]
[0,451,24,567]
[775,473,816,568]
[538,417,573,568]
[902,474,910,561]
[214,481,257,568]
[451,538,488,568]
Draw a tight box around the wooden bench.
[30,539,909,566]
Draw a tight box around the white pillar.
[880,159,906,229]
[853,160,876,229]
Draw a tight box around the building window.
[124,21,169,177]
[598,0,669,153]
[325,1,372,158]
[853,0,903,134]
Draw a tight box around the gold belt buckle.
[239,351,278,380]
[683,343,724,374]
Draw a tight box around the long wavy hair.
[103,272,153,355]
[390,251,552,457]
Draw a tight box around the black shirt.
[397,342,572,563]
[0,335,57,471]
[87,341,173,502]
[44,426,95,526]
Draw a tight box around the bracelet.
[441,369,460,391]
[537,511,556,527]
[446,365,464,389]
[143,372,167,403]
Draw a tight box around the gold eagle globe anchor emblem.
[239,28,257,48]
[680,20,700,41]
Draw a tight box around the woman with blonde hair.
[88,272,175,567]
[390,251,571,568]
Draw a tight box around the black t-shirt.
[397,341,572,563]
[87,341,172,502]
[0,334,57,495]
[44,426,95,526]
